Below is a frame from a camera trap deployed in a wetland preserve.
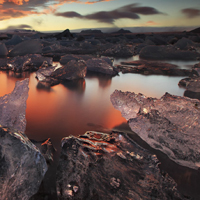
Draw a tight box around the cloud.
[182,8,200,18]
[55,3,164,24]
[6,24,32,30]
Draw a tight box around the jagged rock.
[101,44,133,57]
[179,77,200,92]
[139,45,200,60]
[8,40,42,57]
[0,79,29,132]
[117,60,191,76]
[55,29,73,40]
[110,90,200,170]
[5,35,23,46]
[86,58,117,76]
[0,126,48,200]
[56,131,188,200]
[0,43,8,56]
[31,138,56,164]
[60,54,93,65]
[36,66,56,82]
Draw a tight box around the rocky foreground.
[110,90,200,170]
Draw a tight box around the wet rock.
[184,90,200,100]
[0,58,8,70]
[8,39,42,57]
[56,131,188,200]
[111,90,200,170]
[117,60,191,76]
[174,37,200,51]
[0,79,29,132]
[86,58,118,76]
[0,126,48,200]
[179,77,200,92]
[0,43,8,56]
[101,44,133,58]
[139,45,200,60]
[60,54,93,65]
[36,66,56,82]
[31,138,56,164]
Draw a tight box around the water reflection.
[62,79,86,93]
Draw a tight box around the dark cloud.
[182,8,200,18]
[55,3,164,24]
[6,24,33,30]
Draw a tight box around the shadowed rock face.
[117,60,191,76]
[56,131,188,200]
[0,78,29,132]
[0,126,48,200]
[110,90,200,170]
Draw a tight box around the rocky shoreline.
[0,28,200,199]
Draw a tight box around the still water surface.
[0,58,199,199]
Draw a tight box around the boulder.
[60,54,93,65]
[174,37,200,51]
[86,58,118,76]
[56,131,188,200]
[117,60,191,76]
[0,58,8,70]
[55,29,73,40]
[139,45,200,60]
[36,66,57,82]
[0,43,8,56]
[8,40,42,57]
[5,35,23,46]
[179,77,200,92]
[111,90,200,170]
[0,126,48,200]
[0,79,29,132]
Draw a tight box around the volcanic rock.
[0,43,8,56]
[8,39,42,57]
[60,54,93,65]
[179,77,200,92]
[86,58,117,76]
[117,60,191,76]
[5,35,23,46]
[56,131,188,200]
[55,29,73,40]
[0,79,29,132]
[174,37,200,51]
[139,45,200,60]
[110,90,200,170]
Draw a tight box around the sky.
[0,0,200,32]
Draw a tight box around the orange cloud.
[85,0,112,4]
[146,20,159,25]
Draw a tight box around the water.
[0,59,199,199]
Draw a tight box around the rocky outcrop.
[56,131,187,200]
[139,45,200,60]
[179,77,200,92]
[110,90,200,170]
[0,126,48,200]
[0,43,8,56]
[86,58,118,76]
[117,60,191,76]
[60,54,93,65]
[0,79,48,199]
[0,79,29,132]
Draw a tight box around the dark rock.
[36,65,56,82]
[114,29,131,34]
[5,35,23,46]
[0,58,8,70]
[139,45,200,60]
[117,60,191,76]
[80,29,102,34]
[86,58,118,76]
[55,29,73,40]
[0,43,8,56]
[0,126,48,200]
[189,27,200,34]
[145,35,168,45]
[179,77,200,92]
[110,90,200,170]
[60,54,93,65]
[31,138,56,164]
[8,40,42,57]
[0,79,29,132]
[184,90,200,100]
[56,131,188,200]
[174,37,200,50]
[101,44,133,57]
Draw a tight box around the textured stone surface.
[56,131,189,200]
[0,79,29,132]
[117,60,190,76]
[86,58,118,76]
[111,90,200,169]
[0,126,48,200]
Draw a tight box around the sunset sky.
[0,0,200,32]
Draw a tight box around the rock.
[101,44,133,57]
[56,131,188,200]
[174,37,200,51]
[36,66,57,82]
[117,60,191,76]
[80,29,102,34]
[0,79,29,132]
[8,39,42,57]
[179,77,200,92]
[55,29,73,40]
[5,35,23,46]
[0,126,48,200]
[0,43,8,56]
[184,90,200,100]
[86,58,118,76]
[0,58,8,70]
[60,54,93,65]
[30,138,56,164]
[145,35,168,45]
[139,45,200,60]
[114,29,131,34]
[110,90,200,170]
